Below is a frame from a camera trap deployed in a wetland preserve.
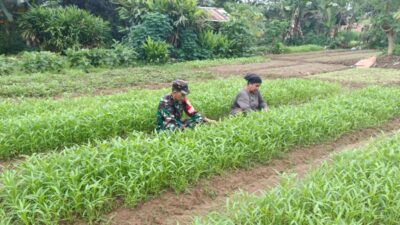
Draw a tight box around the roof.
[199,7,230,22]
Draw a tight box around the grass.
[0,56,267,98]
[283,45,325,54]
[0,78,341,159]
[194,132,400,225]
[1,86,399,224]
[307,68,400,85]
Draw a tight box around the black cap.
[172,80,189,95]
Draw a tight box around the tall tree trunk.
[386,29,395,56]
[286,6,303,40]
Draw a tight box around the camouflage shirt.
[156,95,204,132]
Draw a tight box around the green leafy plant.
[199,30,232,58]
[125,12,173,58]
[142,37,170,63]
[19,51,66,73]
[221,19,256,57]
[66,45,137,69]
[0,78,341,158]
[1,86,399,223]
[18,6,111,52]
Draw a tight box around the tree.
[114,0,206,48]
[363,0,400,55]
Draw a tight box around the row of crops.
[0,85,399,224]
[0,78,342,159]
[195,131,400,225]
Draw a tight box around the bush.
[329,31,361,49]
[262,20,288,45]
[0,25,26,55]
[125,13,173,58]
[199,30,232,58]
[65,49,93,70]
[268,42,285,54]
[111,43,138,66]
[393,45,400,56]
[18,6,111,52]
[142,37,169,63]
[0,55,15,76]
[66,45,137,69]
[301,32,330,46]
[84,48,120,67]
[176,29,210,60]
[19,51,66,73]
[221,19,256,57]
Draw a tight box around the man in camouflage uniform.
[156,80,215,132]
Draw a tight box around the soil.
[50,50,380,99]
[207,50,378,78]
[375,56,400,69]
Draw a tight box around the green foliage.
[362,25,400,49]
[125,12,173,58]
[221,19,256,57]
[85,48,120,67]
[0,25,26,54]
[65,49,93,70]
[18,6,111,52]
[393,45,400,56]
[330,31,361,49]
[262,19,288,45]
[66,45,137,69]
[302,32,331,46]
[1,86,399,223]
[268,42,285,54]
[0,55,15,76]
[176,29,209,60]
[116,0,205,48]
[199,30,232,58]
[19,51,66,73]
[329,31,361,48]
[225,3,265,43]
[142,37,170,63]
[0,78,341,158]
[125,13,173,48]
[268,43,324,55]
[111,42,138,66]
[283,44,324,53]
[113,0,150,25]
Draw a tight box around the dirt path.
[107,117,400,225]
[207,50,379,78]
[46,50,379,99]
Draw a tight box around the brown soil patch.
[106,118,400,225]
[208,50,378,78]
[375,56,400,69]
[48,51,379,99]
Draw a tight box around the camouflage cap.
[172,80,190,95]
